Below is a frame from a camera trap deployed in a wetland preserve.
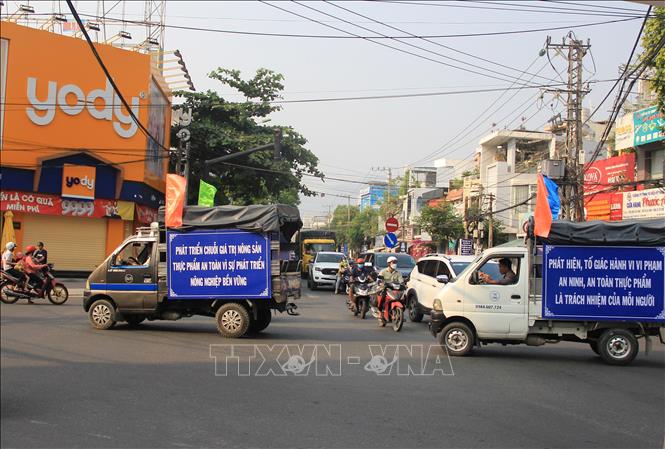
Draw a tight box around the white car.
[307,251,345,290]
[406,254,483,322]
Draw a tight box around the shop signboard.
[633,106,665,146]
[622,188,665,219]
[583,153,635,195]
[0,190,134,220]
[61,164,96,200]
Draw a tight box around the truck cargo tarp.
[537,218,665,246]
[158,205,303,241]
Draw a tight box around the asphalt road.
[1,282,664,449]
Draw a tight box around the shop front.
[0,22,169,273]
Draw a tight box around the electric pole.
[544,34,591,221]
[487,193,494,248]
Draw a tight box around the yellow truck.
[298,230,337,277]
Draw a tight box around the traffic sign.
[385,217,399,233]
[384,232,398,249]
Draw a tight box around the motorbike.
[0,264,69,305]
[371,280,407,332]
[347,271,380,319]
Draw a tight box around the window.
[647,149,664,179]
[113,242,153,267]
[436,261,452,277]
[513,185,534,213]
[417,259,438,277]
[451,262,471,276]
[471,256,520,286]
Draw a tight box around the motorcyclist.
[348,258,375,310]
[2,242,24,282]
[335,256,350,294]
[23,245,48,300]
[376,255,404,320]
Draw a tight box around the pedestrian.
[34,241,48,264]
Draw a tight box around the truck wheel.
[249,308,272,334]
[408,295,423,323]
[438,322,474,356]
[89,299,117,330]
[216,303,250,338]
[598,329,638,366]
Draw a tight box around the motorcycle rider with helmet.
[348,258,375,311]
[376,255,404,321]
[23,245,48,300]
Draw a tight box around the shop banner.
[622,188,665,219]
[0,190,134,220]
[585,192,624,221]
[583,153,635,195]
[633,106,665,146]
[614,112,634,152]
[543,245,665,322]
[136,204,158,224]
[166,229,271,300]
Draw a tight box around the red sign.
[0,190,131,219]
[385,217,399,233]
[584,153,635,195]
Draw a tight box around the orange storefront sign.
[0,22,170,192]
[61,164,96,200]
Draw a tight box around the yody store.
[0,22,170,272]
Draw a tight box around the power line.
[71,13,643,40]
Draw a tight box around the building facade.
[0,22,170,272]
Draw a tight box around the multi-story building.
[0,22,171,272]
[358,182,399,211]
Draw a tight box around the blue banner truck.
[428,218,665,365]
[83,205,303,338]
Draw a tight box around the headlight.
[433,298,443,311]
[314,267,322,271]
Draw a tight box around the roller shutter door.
[22,214,107,272]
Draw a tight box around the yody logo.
[65,174,94,190]
[26,77,140,138]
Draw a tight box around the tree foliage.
[330,204,379,252]
[416,202,464,245]
[642,7,665,115]
[170,68,322,205]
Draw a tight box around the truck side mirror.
[436,274,449,284]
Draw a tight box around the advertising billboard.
[622,188,665,219]
[61,164,96,200]
[0,22,169,191]
[583,153,635,195]
[633,106,665,146]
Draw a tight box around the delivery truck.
[428,218,665,365]
[83,204,303,338]
[298,230,336,277]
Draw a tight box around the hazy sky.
[17,1,651,218]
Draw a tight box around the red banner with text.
[0,191,134,220]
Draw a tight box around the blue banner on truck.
[543,245,665,322]
[167,229,272,300]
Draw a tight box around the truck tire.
[88,299,117,330]
[598,329,638,366]
[216,303,250,338]
[438,322,474,356]
[408,294,423,323]
[589,340,600,355]
[249,308,272,334]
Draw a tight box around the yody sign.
[62,165,96,200]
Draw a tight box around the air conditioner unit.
[541,159,565,180]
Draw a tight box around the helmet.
[387,256,398,264]
[356,258,365,264]
[14,252,24,260]
[25,245,37,254]
[5,242,16,251]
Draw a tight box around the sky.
[10,0,652,218]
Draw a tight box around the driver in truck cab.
[479,258,516,285]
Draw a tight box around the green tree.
[416,202,464,247]
[642,7,665,115]
[329,204,360,246]
[171,68,322,205]
[346,207,380,252]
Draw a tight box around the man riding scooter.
[348,258,375,311]
[23,245,48,302]
[375,255,404,324]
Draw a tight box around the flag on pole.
[198,180,217,207]
[534,174,560,238]
[165,174,187,228]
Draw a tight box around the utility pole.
[487,193,494,248]
[544,35,590,221]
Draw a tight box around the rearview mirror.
[437,274,450,284]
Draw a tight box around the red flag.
[534,174,553,238]
[166,174,187,228]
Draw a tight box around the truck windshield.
[316,253,344,263]
[305,243,336,253]
[449,256,481,282]
[451,262,471,275]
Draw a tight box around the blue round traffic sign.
[384,232,398,249]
